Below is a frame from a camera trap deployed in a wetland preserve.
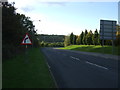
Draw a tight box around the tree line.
[2,2,39,60]
[64,27,120,47]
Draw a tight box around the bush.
[40,42,64,47]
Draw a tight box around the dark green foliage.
[92,29,99,45]
[86,30,93,45]
[64,35,70,46]
[2,2,39,60]
[39,41,64,47]
[73,35,77,45]
[82,29,88,45]
[80,31,84,45]
[38,34,65,43]
[76,35,80,45]
[70,32,74,45]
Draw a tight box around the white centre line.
[70,56,81,61]
[85,61,109,70]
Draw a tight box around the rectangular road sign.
[100,32,116,36]
[100,37,116,40]
[100,20,117,40]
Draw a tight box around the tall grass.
[2,48,56,88]
[60,45,119,55]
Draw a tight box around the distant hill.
[37,34,65,43]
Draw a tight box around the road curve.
[41,47,118,88]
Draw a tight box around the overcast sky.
[8,0,119,35]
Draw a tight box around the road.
[41,47,119,88]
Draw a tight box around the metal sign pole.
[102,39,104,54]
[112,40,114,55]
[112,21,115,55]
[102,21,104,54]
[25,45,28,64]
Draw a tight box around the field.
[60,45,120,56]
[2,48,56,88]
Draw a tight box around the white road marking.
[85,61,108,70]
[46,62,51,69]
[70,56,81,61]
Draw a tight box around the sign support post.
[21,33,32,64]
[25,45,28,64]
[112,40,114,55]
[102,39,104,54]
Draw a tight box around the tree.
[70,32,74,45]
[76,35,80,45]
[80,31,84,45]
[73,35,77,45]
[64,35,70,46]
[86,30,93,45]
[92,29,99,45]
[82,29,88,45]
[115,24,120,46]
[2,2,39,60]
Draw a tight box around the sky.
[7,0,119,35]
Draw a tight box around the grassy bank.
[2,48,56,88]
[60,45,119,55]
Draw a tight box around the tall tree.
[115,24,120,46]
[86,30,93,45]
[64,35,70,46]
[80,31,84,45]
[70,32,74,45]
[82,29,88,45]
[92,29,99,45]
[73,35,77,45]
[2,2,39,60]
[76,35,80,45]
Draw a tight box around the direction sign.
[21,33,32,45]
[100,20,117,40]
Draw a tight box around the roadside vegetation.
[39,42,64,47]
[2,2,56,88]
[63,27,120,55]
[64,28,120,47]
[2,48,56,88]
[60,45,119,55]
[2,2,39,61]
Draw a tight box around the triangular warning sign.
[21,33,32,45]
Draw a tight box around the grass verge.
[2,48,56,88]
[59,45,119,56]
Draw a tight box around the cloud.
[41,2,67,6]
[0,0,8,2]
[21,6,35,12]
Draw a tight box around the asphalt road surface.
[41,47,119,88]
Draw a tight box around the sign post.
[100,20,117,55]
[21,33,32,63]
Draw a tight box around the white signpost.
[100,20,117,55]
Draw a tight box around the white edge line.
[46,62,58,88]
[86,61,109,70]
[46,62,51,68]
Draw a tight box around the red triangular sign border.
[21,33,32,45]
